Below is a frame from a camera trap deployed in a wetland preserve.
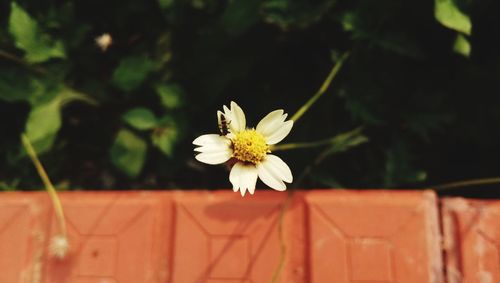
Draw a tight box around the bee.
[217,111,230,136]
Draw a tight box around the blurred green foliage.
[1,0,499,194]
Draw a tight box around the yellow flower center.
[232,129,269,164]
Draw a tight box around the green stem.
[271,138,335,151]
[433,177,500,191]
[0,49,24,64]
[293,146,332,188]
[21,134,67,237]
[0,49,47,75]
[290,52,350,123]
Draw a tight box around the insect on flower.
[217,111,230,136]
[193,101,294,196]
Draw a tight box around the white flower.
[95,33,112,52]
[193,101,294,196]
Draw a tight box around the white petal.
[223,101,246,133]
[264,120,293,145]
[217,111,223,129]
[195,150,232,165]
[256,110,285,135]
[257,155,293,191]
[193,135,232,164]
[229,162,258,196]
[194,143,228,153]
[256,110,294,145]
[194,136,230,152]
[193,134,228,146]
[239,186,247,196]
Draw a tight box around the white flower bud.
[95,33,113,52]
[50,234,69,259]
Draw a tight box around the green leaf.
[453,33,471,57]
[26,79,60,106]
[151,129,177,156]
[22,83,96,154]
[327,127,369,155]
[158,0,174,9]
[24,97,62,154]
[221,0,261,36]
[0,180,19,191]
[370,33,423,59]
[151,115,179,156]
[112,55,155,92]
[8,2,66,63]
[59,87,98,106]
[155,84,184,109]
[190,0,202,9]
[0,68,34,102]
[340,11,357,32]
[435,0,472,35]
[344,98,382,125]
[405,110,454,141]
[338,10,423,58]
[0,73,71,105]
[261,0,338,30]
[384,142,427,187]
[110,129,147,177]
[123,107,158,130]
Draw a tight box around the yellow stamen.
[232,129,269,164]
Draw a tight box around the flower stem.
[433,177,500,191]
[271,138,335,151]
[21,134,67,238]
[290,51,350,123]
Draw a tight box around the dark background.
[1,0,499,198]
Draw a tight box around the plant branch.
[21,134,67,237]
[290,51,350,123]
[432,177,500,191]
[294,147,333,188]
[271,138,336,151]
[0,49,47,75]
